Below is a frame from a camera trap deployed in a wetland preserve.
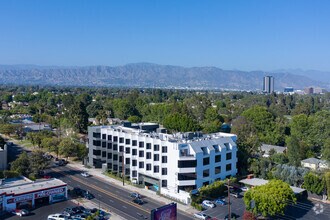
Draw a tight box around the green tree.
[325,172,330,200]
[244,180,296,217]
[30,150,50,175]
[0,124,18,136]
[163,113,200,132]
[127,115,141,123]
[303,172,325,195]
[67,101,89,133]
[10,151,31,176]
[58,138,79,158]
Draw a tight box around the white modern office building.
[87,122,238,203]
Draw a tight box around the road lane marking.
[53,167,149,214]
[109,199,114,203]
[98,194,102,197]
[122,206,127,209]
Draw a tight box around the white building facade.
[87,122,238,203]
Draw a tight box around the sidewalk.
[67,161,197,216]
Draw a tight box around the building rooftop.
[239,177,306,194]
[0,178,66,196]
[261,144,287,154]
[301,158,323,165]
[97,123,237,144]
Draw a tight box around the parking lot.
[2,200,77,220]
[202,194,245,219]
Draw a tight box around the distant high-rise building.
[263,76,274,93]
[304,87,314,94]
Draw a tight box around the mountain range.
[0,63,329,91]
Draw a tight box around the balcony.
[177,180,196,186]
[178,167,196,173]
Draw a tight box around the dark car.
[72,187,85,196]
[224,213,239,220]
[132,198,144,205]
[72,206,86,214]
[83,192,95,200]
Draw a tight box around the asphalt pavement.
[48,165,193,220]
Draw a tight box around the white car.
[12,209,29,217]
[241,186,249,192]
[47,213,69,220]
[194,212,211,219]
[81,172,90,177]
[202,200,215,209]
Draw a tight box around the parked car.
[224,213,239,220]
[81,172,90,177]
[230,192,240,198]
[129,192,141,199]
[132,198,144,205]
[202,200,215,209]
[12,209,30,217]
[241,186,249,192]
[214,198,226,206]
[72,206,86,214]
[47,213,69,220]
[194,212,211,219]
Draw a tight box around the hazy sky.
[1,0,330,71]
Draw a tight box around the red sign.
[7,194,33,204]
[34,187,65,199]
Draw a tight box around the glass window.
[107,153,112,159]
[119,137,124,143]
[162,156,167,163]
[226,152,232,160]
[154,154,159,161]
[139,141,144,148]
[125,158,130,164]
[154,145,160,151]
[178,160,197,168]
[107,142,112,149]
[215,155,221,163]
[139,162,144,168]
[93,132,100,138]
[102,134,106,139]
[154,166,159,173]
[132,160,137,166]
[162,180,167,187]
[146,164,152,171]
[162,146,167,153]
[125,147,130,154]
[113,136,118,142]
[125,139,131,145]
[215,166,221,174]
[132,140,137,146]
[139,151,144,157]
[203,157,210,165]
[226,163,232,171]
[113,144,118,151]
[146,143,151,149]
[162,168,167,175]
[203,169,209,177]
[107,135,112,141]
[132,149,137,156]
[146,152,151,159]
[132,171,137,177]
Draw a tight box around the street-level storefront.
[0,178,67,212]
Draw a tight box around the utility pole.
[122,151,125,186]
[227,179,231,220]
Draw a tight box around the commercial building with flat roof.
[0,177,67,213]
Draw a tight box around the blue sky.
[0,0,330,71]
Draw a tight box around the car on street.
[193,212,211,219]
[214,198,226,206]
[12,209,30,217]
[224,213,239,220]
[129,192,141,199]
[81,172,90,177]
[202,200,215,209]
[72,187,86,196]
[132,198,144,205]
[83,191,95,200]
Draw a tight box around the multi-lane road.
[48,165,193,220]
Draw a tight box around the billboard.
[151,202,177,220]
